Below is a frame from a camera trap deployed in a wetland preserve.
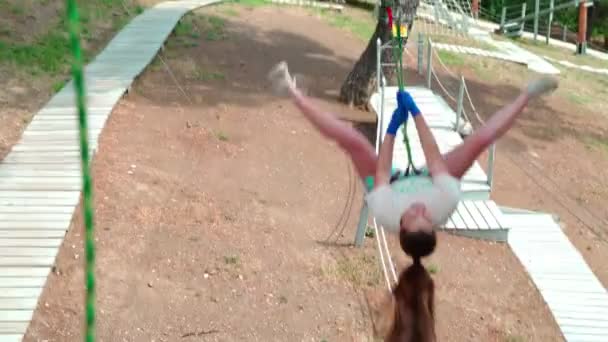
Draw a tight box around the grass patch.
[52,79,67,93]
[205,15,227,41]
[313,9,374,41]
[505,334,525,342]
[437,50,465,66]
[365,225,375,238]
[427,263,439,274]
[325,254,381,287]
[0,0,141,76]
[219,7,240,17]
[584,135,608,154]
[223,254,240,265]
[194,69,225,81]
[171,14,228,46]
[566,92,591,105]
[514,37,608,70]
[217,131,229,141]
[228,0,267,8]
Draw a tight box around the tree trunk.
[339,0,419,108]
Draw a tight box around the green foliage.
[0,0,142,75]
[427,263,439,274]
[437,50,465,66]
[228,0,267,7]
[314,9,374,41]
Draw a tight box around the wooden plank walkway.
[442,200,509,242]
[506,212,608,341]
[432,42,527,65]
[369,86,491,198]
[0,1,218,340]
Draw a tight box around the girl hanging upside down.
[268,61,558,341]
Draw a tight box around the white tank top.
[365,174,462,233]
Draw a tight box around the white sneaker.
[526,76,559,98]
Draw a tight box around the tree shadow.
[132,14,360,109]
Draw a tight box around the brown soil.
[22,5,569,342]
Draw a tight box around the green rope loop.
[66,1,96,341]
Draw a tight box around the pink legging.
[289,88,530,181]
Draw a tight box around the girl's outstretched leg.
[269,62,378,180]
[441,76,558,179]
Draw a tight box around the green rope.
[392,13,416,173]
[66,1,96,341]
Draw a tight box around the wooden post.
[376,38,382,95]
[456,76,464,131]
[534,0,540,41]
[520,3,527,34]
[487,144,496,190]
[426,38,433,88]
[354,201,369,247]
[417,33,424,75]
[563,24,568,41]
[577,0,588,54]
[546,0,554,44]
[501,7,506,31]
[376,38,384,151]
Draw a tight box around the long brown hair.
[385,230,437,342]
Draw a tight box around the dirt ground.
[20,4,571,341]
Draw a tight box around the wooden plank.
[456,202,478,229]
[0,222,68,229]
[30,114,108,121]
[27,122,106,132]
[484,201,505,228]
[474,202,500,228]
[0,162,82,169]
[0,184,81,192]
[0,191,80,198]
[0,206,74,214]
[463,201,490,229]
[0,213,73,222]
[0,288,43,298]
[0,322,29,334]
[0,248,59,257]
[3,155,82,163]
[0,198,79,207]
[557,317,608,329]
[0,178,81,186]
[5,151,82,158]
[0,231,66,239]
[506,210,608,340]
[9,146,95,153]
[0,334,23,342]
[0,170,82,178]
[0,267,51,277]
[562,332,608,342]
[0,310,33,321]
[449,208,466,228]
[22,129,102,136]
[0,257,55,266]
[0,277,47,288]
[0,239,63,247]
